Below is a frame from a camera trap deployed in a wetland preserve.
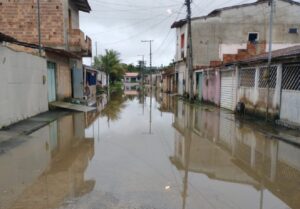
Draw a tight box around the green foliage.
[93,49,125,83]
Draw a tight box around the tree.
[93,49,124,84]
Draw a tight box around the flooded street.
[1,90,300,209]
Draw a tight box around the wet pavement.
[0,89,300,209]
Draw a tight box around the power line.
[153,4,185,54]
[101,13,177,46]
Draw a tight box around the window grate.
[239,67,256,87]
[282,64,300,90]
[258,65,277,88]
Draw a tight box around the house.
[124,72,140,93]
[171,0,300,101]
[0,0,92,102]
[221,45,300,127]
[124,72,140,83]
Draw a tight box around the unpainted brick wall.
[0,0,65,48]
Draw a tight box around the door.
[221,71,236,111]
[47,62,56,102]
[196,72,203,100]
[72,68,84,98]
[178,72,184,95]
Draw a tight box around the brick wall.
[0,0,65,48]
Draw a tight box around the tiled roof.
[125,72,139,77]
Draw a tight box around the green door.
[197,72,203,100]
[47,62,56,102]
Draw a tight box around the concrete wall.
[280,90,300,125]
[193,0,300,66]
[0,46,48,128]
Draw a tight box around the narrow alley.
[1,91,299,209]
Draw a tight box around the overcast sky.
[80,0,298,67]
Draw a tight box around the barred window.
[282,64,300,90]
[239,68,256,87]
[258,66,277,88]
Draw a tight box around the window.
[239,68,256,87]
[68,9,72,29]
[180,34,185,58]
[180,34,185,49]
[248,33,258,43]
[289,28,298,34]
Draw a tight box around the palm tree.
[93,49,124,86]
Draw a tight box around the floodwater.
[1,89,300,209]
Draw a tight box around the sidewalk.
[0,110,71,144]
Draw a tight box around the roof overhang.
[72,0,91,13]
[0,32,80,59]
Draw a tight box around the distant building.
[124,72,140,83]
[124,72,140,93]
[171,0,300,96]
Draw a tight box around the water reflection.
[1,92,299,209]
[0,113,95,209]
[170,98,300,209]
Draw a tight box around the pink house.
[196,69,220,106]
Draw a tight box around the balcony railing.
[68,29,92,57]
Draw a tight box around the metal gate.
[47,62,56,102]
[221,70,236,111]
[72,68,84,99]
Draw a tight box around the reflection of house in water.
[0,113,95,209]
[158,93,176,114]
[171,100,300,209]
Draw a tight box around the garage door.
[221,71,236,111]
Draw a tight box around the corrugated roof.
[171,0,300,28]
[238,45,300,63]
[72,0,91,13]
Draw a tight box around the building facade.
[171,0,300,97]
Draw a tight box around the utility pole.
[37,0,42,56]
[141,40,154,86]
[138,54,145,87]
[185,0,194,100]
[96,41,98,57]
[265,0,275,121]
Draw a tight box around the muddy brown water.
[1,91,300,209]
